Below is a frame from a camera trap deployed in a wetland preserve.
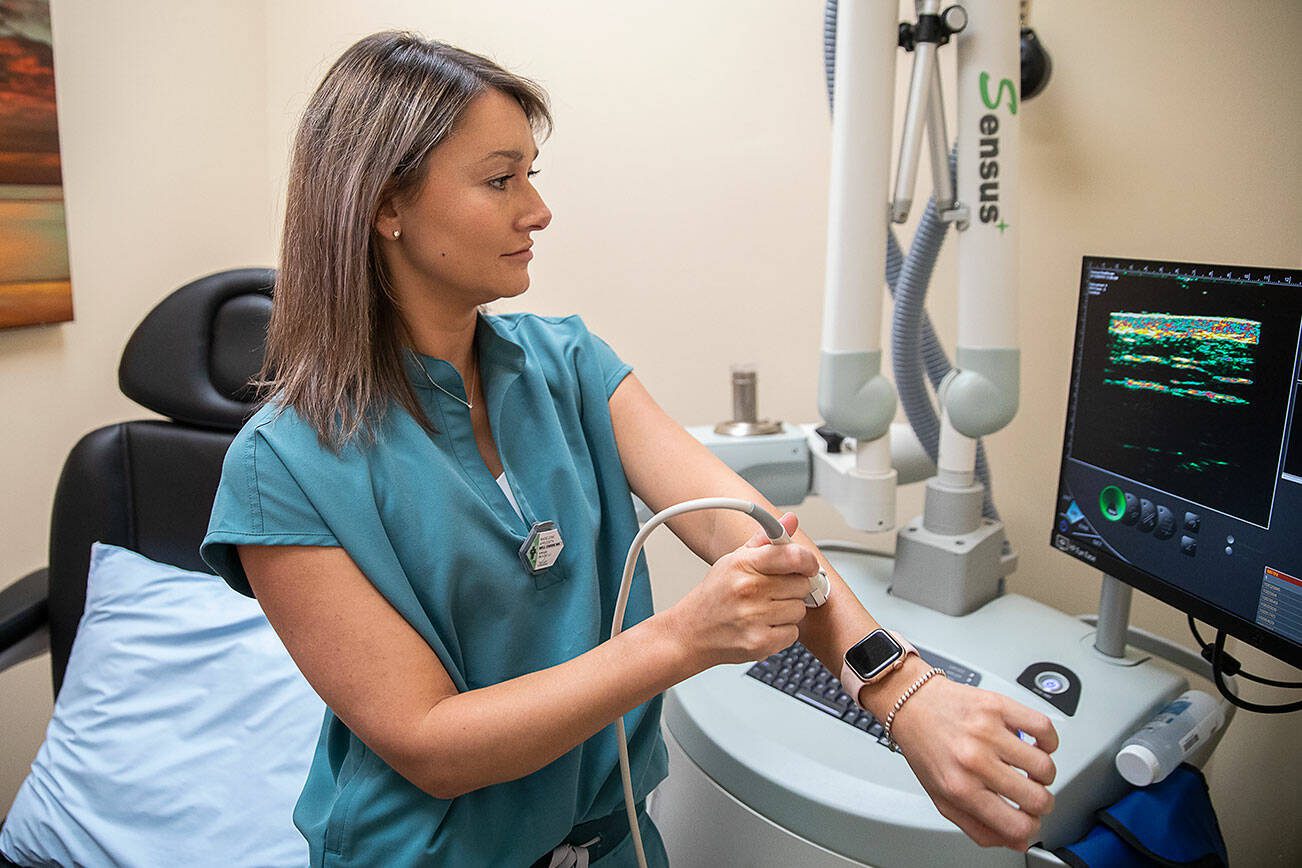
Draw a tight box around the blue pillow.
[0,543,324,867]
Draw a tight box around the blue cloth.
[201,313,669,867]
[1055,764,1228,867]
[0,544,323,868]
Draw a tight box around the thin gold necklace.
[410,346,478,410]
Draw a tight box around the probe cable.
[1209,630,1302,714]
[609,498,829,868]
[1187,615,1302,691]
[1188,616,1302,713]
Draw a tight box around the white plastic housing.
[955,0,1020,350]
[808,429,897,533]
[821,0,897,354]
[936,408,977,487]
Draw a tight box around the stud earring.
[392,228,401,239]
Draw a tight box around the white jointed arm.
[818,0,900,532]
[943,0,1021,464]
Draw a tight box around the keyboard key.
[868,722,883,737]
[794,687,847,716]
[782,681,799,695]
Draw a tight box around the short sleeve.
[584,327,634,399]
[201,423,339,596]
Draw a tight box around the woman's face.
[379,88,551,311]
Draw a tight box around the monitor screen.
[1053,256,1302,667]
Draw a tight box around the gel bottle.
[1115,689,1224,786]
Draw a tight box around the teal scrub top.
[201,313,670,867]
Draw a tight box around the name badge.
[519,521,564,574]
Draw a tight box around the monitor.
[1052,256,1302,667]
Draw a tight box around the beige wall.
[0,0,274,826]
[3,1,1298,863]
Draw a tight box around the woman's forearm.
[409,610,699,799]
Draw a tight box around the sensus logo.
[977,72,1017,227]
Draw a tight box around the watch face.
[846,629,903,681]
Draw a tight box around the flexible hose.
[890,156,952,488]
[821,0,839,110]
[823,0,1000,520]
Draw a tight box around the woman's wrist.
[647,608,709,680]
[855,654,934,720]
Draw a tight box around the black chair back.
[45,269,273,696]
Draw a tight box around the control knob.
[1138,499,1157,533]
[1154,506,1176,540]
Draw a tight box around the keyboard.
[745,641,980,748]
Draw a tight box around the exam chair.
[0,268,276,861]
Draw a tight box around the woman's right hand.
[661,512,821,669]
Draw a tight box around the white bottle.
[1115,689,1224,786]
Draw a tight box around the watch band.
[839,629,919,706]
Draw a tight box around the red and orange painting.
[0,0,70,329]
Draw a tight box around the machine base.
[651,724,1070,868]
[652,547,1189,867]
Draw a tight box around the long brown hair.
[260,31,551,450]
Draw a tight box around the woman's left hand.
[884,668,1059,852]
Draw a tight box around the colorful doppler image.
[1104,312,1260,408]
[1068,269,1302,528]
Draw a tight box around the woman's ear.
[374,194,401,239]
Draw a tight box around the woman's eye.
[489,169,540,190]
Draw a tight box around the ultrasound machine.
[634,3,1299,863]
[648,257,1302,867]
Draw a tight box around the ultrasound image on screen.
[1105,313,1259,405]
[1069,271,1302,527]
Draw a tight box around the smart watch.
[839,628,918,703]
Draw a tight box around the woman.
[202,31,1058,867]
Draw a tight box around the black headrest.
[119,268,275,431]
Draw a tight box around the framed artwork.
[0,0,71,329]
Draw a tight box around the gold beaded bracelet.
[883,666,947,752]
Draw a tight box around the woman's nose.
[520,184,551,233]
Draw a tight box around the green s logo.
[979,72,1018,116]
